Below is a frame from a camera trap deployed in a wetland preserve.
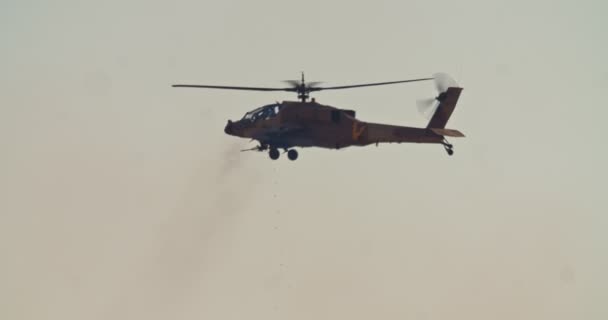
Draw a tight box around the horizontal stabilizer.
[430,128,465,137]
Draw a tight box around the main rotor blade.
[172,84,295,92]
[282,80,301,87]
[281,80,324,88]
[311,77,433,91]
[306,81,324,88]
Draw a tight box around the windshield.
[242,103,281,122]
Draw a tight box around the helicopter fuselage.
[224,100,445,151]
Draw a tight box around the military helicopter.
[172,73,464,160]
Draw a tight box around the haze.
[1,1,607,319]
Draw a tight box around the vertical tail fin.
[427,87,463,129]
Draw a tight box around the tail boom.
[355,123,444,145]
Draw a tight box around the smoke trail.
[104,140,263,318]
[216,140,249,181]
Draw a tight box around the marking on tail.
[352,122,366,141]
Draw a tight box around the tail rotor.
[417,73,458,119]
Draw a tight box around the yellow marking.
[352,122,366,141]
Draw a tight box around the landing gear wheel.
[269,148,280,160]
[446,148,454,156]
[287,149,299,161]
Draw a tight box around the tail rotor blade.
[416,98,438,119]
[433,73,458,92]
[416,98,435,113]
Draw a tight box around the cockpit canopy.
[242,103,282,122]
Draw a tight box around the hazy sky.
[1,1,607,319]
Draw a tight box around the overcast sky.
[1,1,607,319]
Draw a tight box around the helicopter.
[172,73,464,160]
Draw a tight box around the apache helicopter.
[172,73,464,160]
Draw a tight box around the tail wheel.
[269,148,280,160]
[443,139,454,156]
[287,149,298,161]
